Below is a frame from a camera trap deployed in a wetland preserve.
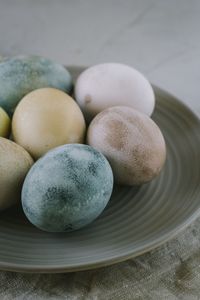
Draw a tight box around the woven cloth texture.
[1,217,200,300]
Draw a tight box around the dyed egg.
[0,137,33,211]
[87,106,166,186]
[0,107,11,137]
[75,63,155,121]
[12,88,86,159]
[0,55,72,115]
[22,144,113,232]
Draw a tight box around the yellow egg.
[0,107,11,137]
[0,137,33,211]
[12,88,86,159]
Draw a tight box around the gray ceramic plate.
[0,67,200,273]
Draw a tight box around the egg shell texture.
[75,63,155,121]
[22,144,113,232]
[87,106,166,186]
[0,137,33,210]
[12,88,86,159]
[0,55,72,115]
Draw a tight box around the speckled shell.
[22,144,113,232]
[75,63,155,122]
[87,106,166,186]
[0,55,72,115]
[0,107,10,137]
[0,137,33,211]
[12,88,86,159]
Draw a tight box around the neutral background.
[0,0,200,299]
[0,0,199,115]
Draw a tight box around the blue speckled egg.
[0,55,72,115]
[22,144,113,232]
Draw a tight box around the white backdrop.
[0,0,199,114]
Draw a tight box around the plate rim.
[0,207,200,274]
[0,83,199,273]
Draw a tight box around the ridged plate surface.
[0,66,199,273]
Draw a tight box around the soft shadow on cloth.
[1,218,200,300]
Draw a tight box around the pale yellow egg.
[12,88,86,159]
[0,107,11,137]
[0,137,33,211]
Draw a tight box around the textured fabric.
[1,218,200,299]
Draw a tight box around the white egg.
[75,63,155,121]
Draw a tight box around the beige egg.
[12,88,86,159]
[0,137,33,210]
[87,106,166,186]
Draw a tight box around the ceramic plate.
[0,67,199,273]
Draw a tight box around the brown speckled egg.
[12,88,86,159]
[0,137,33,211]
[87,106,166,186]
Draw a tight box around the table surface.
[0,1,200,299]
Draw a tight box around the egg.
[12,88,86,159]
[87,106,166,186]
[22,144,113,232]
[0,137,33,211]
[75,63,155,122]
[0,107,11,137]
[0,55,72,115]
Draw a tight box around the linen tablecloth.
[1,217,200,300]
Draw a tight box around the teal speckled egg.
[0,55,72,115]
[22,144,113,232]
